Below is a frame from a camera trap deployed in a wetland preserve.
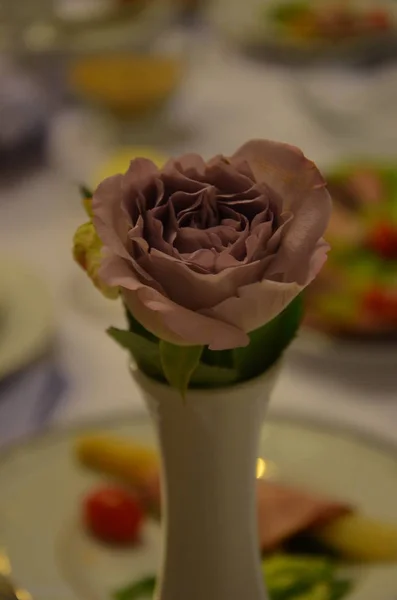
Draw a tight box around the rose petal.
[205,156,255,193]
[202,278,303,334]
[119,159,162,224]
[122,286,249,350]
[91,140,332,350]
[175,228,224,255]
[138,249,267,311]
[265,187,332,284]
[92,174,131,261]
[99,253,165,294]
[164,153,208,178]
[233,139,327,204]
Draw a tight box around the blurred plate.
[0,258,54,380]
[290,66,397,154]
[292,326,397,366]
[237,32,397,68]
[0,415,397,599]
[211,0,397,67]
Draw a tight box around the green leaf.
[159,341,203,396]
[233,295,303,381]
[114,576,156,600]
[79,184,93,199]
[201,346,234,369]
[108,325,239,389]
[329,580,352,600]
[190,363,239,388]
[107,327,165,382]
[266,1,310,24]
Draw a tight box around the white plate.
[291,327,397,367]
[0,258,54,380]
[0,415,397,599]
[210,0,397,67]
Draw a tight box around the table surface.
[1,32,397,448]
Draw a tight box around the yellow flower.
[73,221,119,299]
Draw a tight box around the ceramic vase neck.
[134,370,278,600]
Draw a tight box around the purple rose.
[92,139,331,350]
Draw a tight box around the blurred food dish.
[1,416,397,599]
[265,1,395,45]
[0,258,54,380]
[61,0,186,122]
[54,0,149,27]
[213,0,397,66]
[304,161,397,343]
[2,0,185,119]
[68,52,183,119]
[75,432,397,562]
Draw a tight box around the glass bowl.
[2,0,187,131]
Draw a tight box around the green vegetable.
[113,576,156,600]
[329,580,352,600]
[266,1,310,24]
[114,555,352,600]
[264,555,335,600]
[292,582,330,600]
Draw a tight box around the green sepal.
[159,341,203,398]
[233,295,303,381]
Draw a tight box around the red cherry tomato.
[366,222,397,260]
[362,287,389,316]
[84,486,144,545]
[366,9,392,32]
[362,287,397,322]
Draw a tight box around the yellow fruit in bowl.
[68,53,183,119]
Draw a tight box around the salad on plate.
[265,1,395,45]
[74,433,397,600]
[305,161,397,341]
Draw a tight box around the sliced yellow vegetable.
[75,434,159,488]
[316,514,397,562]
[69,54,182,118]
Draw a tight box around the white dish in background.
[290,65,397,156]
[291,326,397,367]
[0,415,397,600]
[210,0,397,67]
[0,258,54,380]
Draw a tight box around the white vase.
[132,366,279,600]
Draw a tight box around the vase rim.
[129,360,281,398]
